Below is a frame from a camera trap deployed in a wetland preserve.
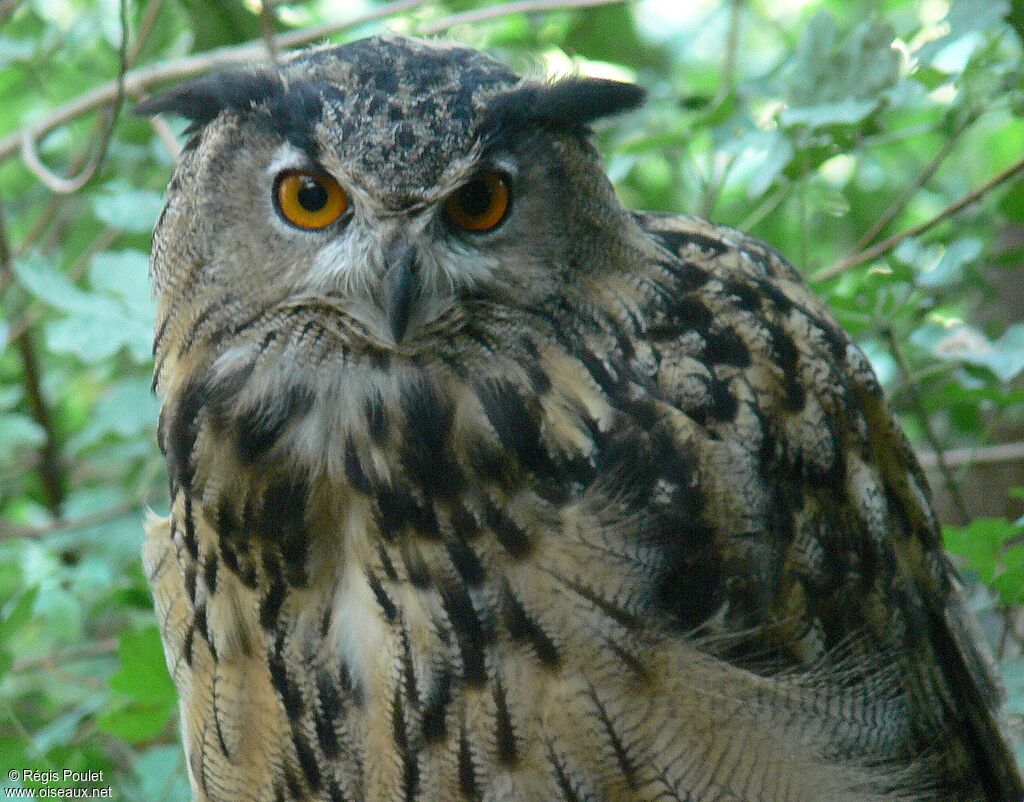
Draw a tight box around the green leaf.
[99,626,176,743]
[944,517,1023,582]
[108,626,175,703]
[91,187,164,234]
[0,585,40,641]
[919,322,1024,383]
[97,699,175,743]
[780,99,878,128]
[70,377,160,450]
[913,238,983,288]
[781,12,900,110]
[88,250,153,309]
[0,414,46,453]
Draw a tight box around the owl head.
[139,36,645,349]
[137,36,649,482]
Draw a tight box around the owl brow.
[135,71,341,161]
[476,76,646,148]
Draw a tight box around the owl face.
[139,37,646,478]
[142,37,645,358]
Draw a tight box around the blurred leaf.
[0,413,46,453]
[174,0,262,50]
[91,187,164,234]
[108,626,174,704]
[780,12,900,126]
[98,626,175,743]
[945,518,1024,586]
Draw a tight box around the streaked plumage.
[138,36,1023,802]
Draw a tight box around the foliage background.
[1,0,1023,795]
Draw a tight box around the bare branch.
[916,440,1024,470]
[884,328,969,525]
[0,499,144,542]
[851,112,979,253]
[0,0,428,163]
[20,0,131,193]
[416,0,625,34]
[0,0,626,164]
[814,153,1024,282]
[260,0,282,66]
[0,200,66,516]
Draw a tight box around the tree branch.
[851,111,979,253]
[416,0,624,34]
[20,0,130,193]
[0,0,626,164]
[0,499,144,542]
[884,328,969,525]
[813,153,1024,282]
[0,200,66,516]
[916,440,1024,470]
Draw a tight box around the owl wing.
[621,211,1022,800]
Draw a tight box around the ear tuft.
[481,76,646,139]
[133,70,283,132]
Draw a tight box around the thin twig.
[814,153,1024,282]
[884,328,970,525]
[20,0,130,193]
[916,440,1024,470]
[0,498,144,542]
[714,0,743,106]
[851,112,979,253]
[0,0,428,163]
[416,0,624,34]
[260,0,282,66]
[0,0,21,24]
[11,639,118,674]
[0,199,65,516]
[0,0,625,165]
[150,115,183,162]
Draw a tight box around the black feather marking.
[366,571,398,622]
[315,669,342,759]
[493,677,518,766]
[344,436,372,494]
[184,563,198,604]
[502,587,560,667]
[458,725,480,801]
[704,327,751,368]
[481,76,646,141]
[483,500,533,559]
[390,686,419,802]
[400,379,463,498]
[365,390,390,442]
[167,376,210,489]
[254,477,310,586]
[182,494,199,560]
[203,553,218,595]
[235,384,314,463]
[440,583,488,686]
[545,740,586,802]
[585,682,638,789]
[475,378,558,480]
[269,632,304,721]
[446,539,485,587]
[421,670,452,743]
[292,726,322,792]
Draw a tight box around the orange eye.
[443,171,511,233]
[275,171,349,230]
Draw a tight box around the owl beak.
[384,242,418,343]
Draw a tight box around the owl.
[135,36,1023,802]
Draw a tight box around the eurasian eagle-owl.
[135,35,1023,802]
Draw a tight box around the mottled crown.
[136,35,645,197]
